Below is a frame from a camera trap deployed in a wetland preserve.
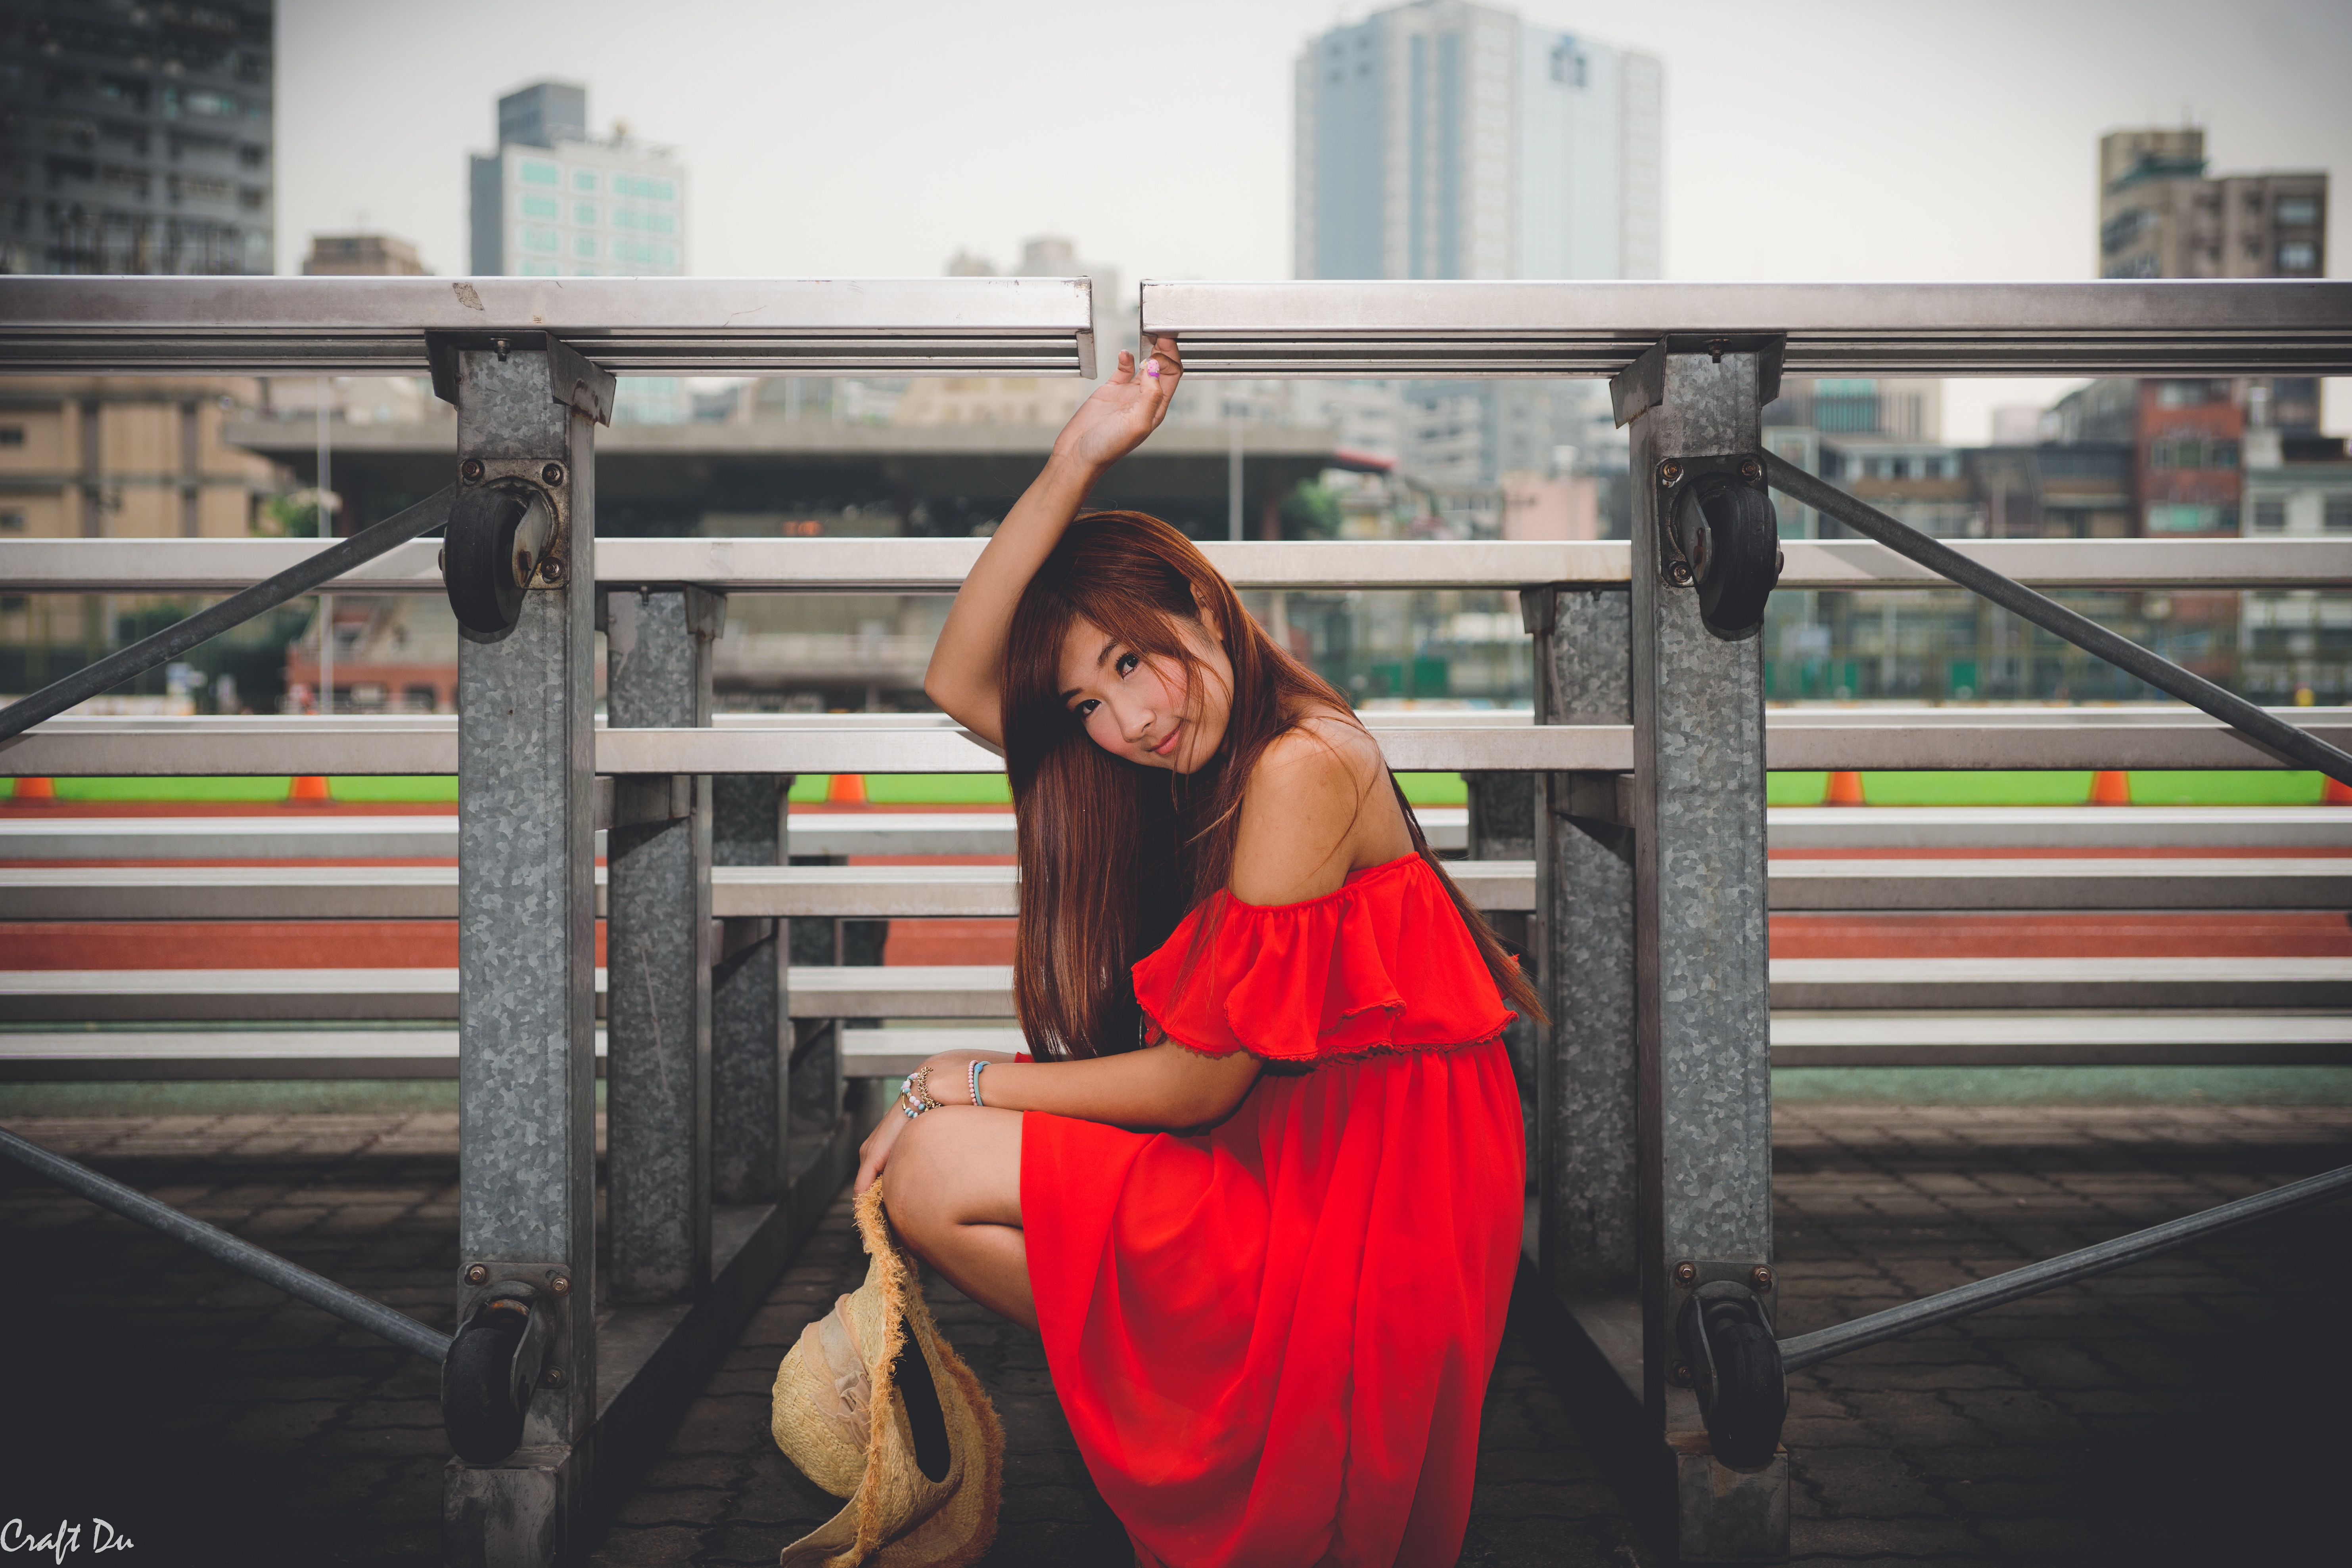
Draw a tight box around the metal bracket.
[456,457,571,580]
[1610,336,1787,428]
[454,1259,574,1381]
[1669,1257,1778,1386]
[602,773,693,830]
[426,329,615,426]
[1655,452,1784,642]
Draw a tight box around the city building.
[468,81,687,422]
[1294,0,1662,282]
[301,232,427,276]
[2240,431,2352,704]
[2048,377,2243,536]
[0,0,275,276]
[1292,1,1660,492]
[2097,127,2327,438]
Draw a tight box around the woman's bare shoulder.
[1229,713,1398,905]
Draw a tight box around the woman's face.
[1055,610,1233,774]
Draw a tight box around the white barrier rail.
[3,536,2346,594]
[6,709,2347,777]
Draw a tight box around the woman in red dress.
[857,334,1539,1568]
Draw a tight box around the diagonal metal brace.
[0,484,457,746]
[1781,1161,2352,1372]
[1762,451,2352,788]
[0,1124,452,1362]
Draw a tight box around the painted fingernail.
[1146,362,1160,378]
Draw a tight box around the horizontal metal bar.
[11,708,2346,778]
[0,486,455,746]
[5,535,2346,595]
[7,1014,2345,1080]
[0,1123,452,1361]
[11,855,2343,921]
[1767,1011,2352,1068]
[6,958,2347,1023]
[1769,453,2352,788]
[0,276,1095,376]
[10,805,2343,861]
[1778,1161,2352,1373]
[1141,280,2352,376]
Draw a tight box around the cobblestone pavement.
[1,1105,2345,1566]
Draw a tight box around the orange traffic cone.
[824,773,867,805]
[2088,770,2132,806]
[1823,771,1865,807]
[2323,775,2352,805]
[10,776,58,804]
[287,775,333,804]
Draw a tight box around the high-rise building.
[1294,0,1662,282]
[0,0,275,275]
[468,81,686,281]
[1292,2,1660,493]
[469,81,687,421]
[2097,127,2327,439]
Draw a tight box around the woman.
[857,335,1538,1568]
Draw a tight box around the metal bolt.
[1666,561,1694,588]
[493,337,511,360]
[1706,337,1729,362]
[459,458,485,485]
[1659,460,1684,487]
[549,1273,571,1295]
[541,462,565,487]
[1669,1362,1694,1387]
[539,558,565,586]
[1739,456,1763,482]
[464,1263,489,1286]
[1751,1265,1774,1291]
[543,1368,565,1387]
[1673,1260,1698,1286]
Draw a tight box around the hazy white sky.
[276,0,2351,441]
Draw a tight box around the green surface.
[15,769,2329,810]
[1765,770,2330,808]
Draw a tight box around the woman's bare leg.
[880,1107,1033,1329]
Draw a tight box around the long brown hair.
[999,510,1544,1060]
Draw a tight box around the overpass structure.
[3,273,2352,1564]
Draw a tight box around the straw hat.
[771,1183,1004,1568]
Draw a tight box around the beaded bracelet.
[899,1065,941,1120]
[969,1059,988,1108]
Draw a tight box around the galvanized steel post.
[602,587,723,1301]
[446,342,605,1562]
[711,773,792,1205]
[1525,586,1638,1295]
[1626,346,1785,1561]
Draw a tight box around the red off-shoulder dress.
[1019,852,1526,1568]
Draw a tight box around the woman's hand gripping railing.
[0,484,456,745]
[1761,453,2352,787]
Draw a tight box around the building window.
[0,426,22,447]
[574,234,597,259]
[2328,498,2352,534]
[2147,503,2225,533]
[2156,381,2212,408]
[611,207,677,234]
[519,260,559,276]
[519,194,559,220]
[2278,241,2318,272]
[518,159,560,186]
[2277,197,2319,226]
[2252,500,2286,533]
[0,511,23,531]
[520,226,560,253]
[573,203,597,225]
[611,173,675,202]
[573,169,598,193]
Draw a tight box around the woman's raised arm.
[922,335,1183,746]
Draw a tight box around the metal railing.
[4,274,2351,1566]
